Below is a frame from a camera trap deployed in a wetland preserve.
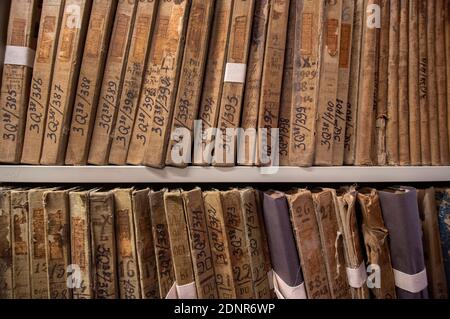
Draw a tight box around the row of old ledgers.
[1,0,450,167]
[0,185,449,299]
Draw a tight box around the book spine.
[333,0,354,166]
[213,0,255,166]
[164,0,215,167]
[194,0,234,166]
[140,0,191,168]
[314,0,342,166]
[29,189,50,299]
[183,188,218,299]
[90,191,118,299]
[0,189,13,299]
[287,190,330,299]
[11,190,31,299]
[278,3,296,166]
[87,0,137,165]
[289,0,324,166]
[435,0,450,165]
[108,0,158,165]
[65,0,117,165]
[238,0,270,166]
[0,1,10,80]
[0,0,40,163]
[22,0,65,164]
[203,191,236,299]
[113,189,141,299]
[69,191,94,299]
[132,189,159,299]
[44,190,72,299]
[447,1,450,156]
[221,189,254,299]
[149,190,175,298]
[40,0,92,165]
[240,189,271,299]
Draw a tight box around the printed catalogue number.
[174,303,276,317]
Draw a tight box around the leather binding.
[333,0,354,166]
[290,0,324,167]
[40,0,92,165]
[113,188,141,299]
[164,190,196,298]
[0,0,40,163]
[417,188,448,299]
[335,189,370,299]
[221,189,255,298]
[69,189,95,299]
[239,0,270,166]
[436,189,450,296]
[263,191,306,299]
[379,187,429,299]
[314,0,342,166]
[109,0,159,165]
[65,0,117,165]
[344,0,364,165]
[182,188,218,299]
[149,190,175,299]
[447,1,450,151]
[88,0,137,165]
[140,0,191,168]
[44,188,75,299]
[0,188,12,299]
[203,190,236,299]
[164,0,215,167]
[22,0,65,164]
[375,0,389,166]
[357,188,396,298]
[213,0,255,166]
[29,188,52,299]
[194,0,234,166]
[240,188,271,299]
[132,189,159,299]
[0,1,11,84]
[278,2,296,166]
[90,190,118,299]
[312,188,351,299]
[286,189,330,299]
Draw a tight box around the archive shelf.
[0,166,450,184]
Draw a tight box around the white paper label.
[393,268,428,293]
[224,63,247,83]
[4,46,35,68]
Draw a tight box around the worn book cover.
[29,188,52,299]
[0,0,40,163]
[90,190,118,299]
[312,188,351,299]
[332,0,354,166]
[213,0,255,166]
[164,0,215,167]
[238,0,270,166]
[65,0,117,165]
[286,189,330,299]
[40,0,93,165]
[44,188,73,299]
[194,0,234,166]
[87,0,137,165]
[22,0,65,164]
[69,189,94,299]
[221,189,254,299]
[447,1,450,155]
[132,189,159,299]
[436,189,450,296]
[0,1,11,84]
[113,188,141,299]
[278,3,295,166]
[107,0,158,165]
[289,0,325,167]
[344,0,364,165]
[139,0,191,168]
[240,188,271,299]
[0,188,12,299]
[182,188,218,299]
[203,190,236,299]
[149,189,175,298]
